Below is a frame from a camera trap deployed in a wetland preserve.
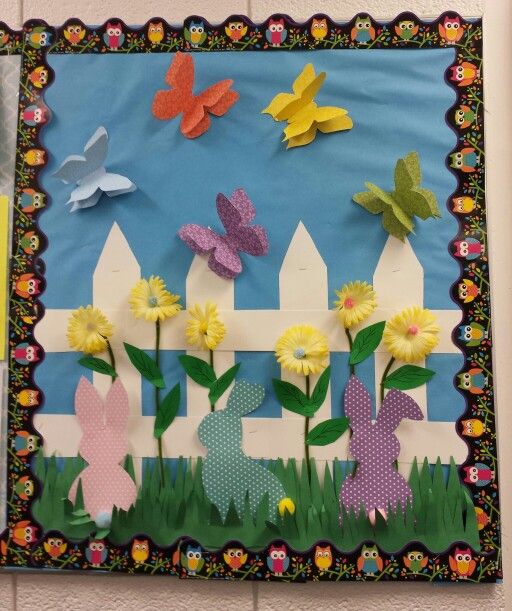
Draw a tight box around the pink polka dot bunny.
[340,375,423,525]
[68,377,137,526]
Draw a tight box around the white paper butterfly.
[53,126,136,212]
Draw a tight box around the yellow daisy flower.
[129,276,181,322]
[67,305,114,354]
[278,497,296,517]
[275,324,328,376]
[186,302,226,351]
[383,306,440,363]
[334,281,377,329]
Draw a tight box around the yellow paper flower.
[67,305,114,354]
[275,324,328,376]
[334,281,377,329]
[186,302,226,351]
[129,276,181,322]
[383,306,440,363]
[278,497,296,517]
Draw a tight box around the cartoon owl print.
[131,539,150,564]
[103,22,124,49]
[438,16,464,43]
[266,19,287,46]
[314,545,333,570]
[86,539,107,566]
[267,544,289,576]
[148,22,164,44]
[357,544,383,575]
[351,16,375,43]
[311,18,328,40]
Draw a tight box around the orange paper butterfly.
[152,52,239,138]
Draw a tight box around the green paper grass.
[32,453,479,553]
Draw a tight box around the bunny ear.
[376,389,424,433]
[344,375,372,430]
[105,378,129,432]
[226,380,265,416]
[75,376,104,430]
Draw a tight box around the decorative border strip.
[0,13,500,582]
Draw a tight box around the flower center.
[343,297,355,309]
[86,322,97,332]
[407,324,419,336]
[199,322,209,334]
[148,296,158,307]
[294,347,306,359]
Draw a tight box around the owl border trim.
[1,13,500,582]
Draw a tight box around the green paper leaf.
[78,356,117,379]
[349,321,385,365]
[306,417,350,446]
[178,354,216,388]
[124,343,165,388]
[71,508,89,517]
[208,363,241,405]
[69,515,94,525]
[154,383,181,439]
[95,528,110,539]
[309,366,331,410]
[272,379,316,417]
[383,365,435,390]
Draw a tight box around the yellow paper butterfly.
[262,64,353,148]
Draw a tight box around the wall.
[0,1,510,609]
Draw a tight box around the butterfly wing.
[152,52,194,121]
[263,64,326,121]
[53,126,108,184]
[217,190,269,256]
[68,190,103,212]
[182,80,238,138]
[97,172,136,197]
[178,224,242,279]
[217,189,255,231]
[231,225,269,256]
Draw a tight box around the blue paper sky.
[36,48,463,424]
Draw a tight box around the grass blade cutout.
[353,152,440,241]
[306,417,350,446]
[179,354,216,388]
[383,365,435,390]
[154,383,181,439]
[349,321,385,365]
[124,342,165,388]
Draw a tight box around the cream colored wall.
[0,1,509,609]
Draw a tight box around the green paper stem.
[209,349,215,412]
[305,375,311,482]
[380,356,395,405]
[155,319,164,484]
[345,328,355,374]
[105,338,116,383]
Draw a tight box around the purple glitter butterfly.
[178,188,269,279]
[340,375,423,524]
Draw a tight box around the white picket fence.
[34,221,466,481]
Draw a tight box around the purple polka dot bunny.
[340,375,423,525]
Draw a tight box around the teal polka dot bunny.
[198,379,295,522]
